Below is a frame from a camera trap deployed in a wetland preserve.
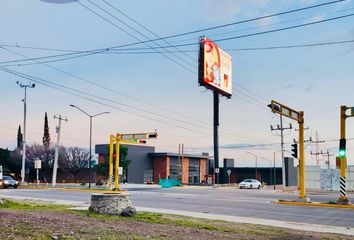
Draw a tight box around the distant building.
[148,152,209,184]
[95,144,210,184]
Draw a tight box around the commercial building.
[95,144,210,184]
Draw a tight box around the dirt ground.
[0,208,352,240]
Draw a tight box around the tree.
[94,145,131,181]
[17,125,23,149]
[26,143,56,182]
[42,112,51,151]
[0,148,21,176]
[59,147,89,182]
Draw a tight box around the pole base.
[337,197,351,205]
[297,197,311,203]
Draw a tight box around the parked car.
[0,175,19,189]
[239,179,261,189]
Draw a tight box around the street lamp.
[246,151,258,179]
[17,81,35,184]
[70,104,109,188]
[261,157,273,189]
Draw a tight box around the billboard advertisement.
[198,36,232,98]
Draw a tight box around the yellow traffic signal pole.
[108,131,157,191]
[109,135,114,189]
[114,133,120,191]
[298,111,306,199]
[338,106,349,204]
[268,100,307,200]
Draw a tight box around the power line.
[108,0,347,44]
[107,39,354,53]
[77,0,195,74]
[0,1,350,66]
[0,67,210,135]
[0,46,213,130]
[107,12,354,50]
[100,0,196,63]
[1,67,270,143]
[0,46,269,143]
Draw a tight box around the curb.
[274,200,354,209]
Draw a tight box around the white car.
[239,179,261,189]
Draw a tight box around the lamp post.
[273,149,285,190]
[70,104,109,188]
[246,152,258,179]
[261,157,273,188]
[17,81,35,184]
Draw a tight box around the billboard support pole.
[213,91,219,185]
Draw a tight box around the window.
[188,162,200,184]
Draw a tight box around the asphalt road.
[1,186,353,228]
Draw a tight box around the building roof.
[148,152,210,159]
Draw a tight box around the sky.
[0,0,354,168]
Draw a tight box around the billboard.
[198,36,232,98]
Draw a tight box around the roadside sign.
[215,168,219,173]
[0,165,3,179]
[34,159,42,169]
[119,167,123,175]
[227,169,231,175]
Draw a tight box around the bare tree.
[26,143,56,182]
[59,147,89,182]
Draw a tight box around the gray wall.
[285,157,298,186]
[95,144,155,183]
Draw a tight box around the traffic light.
[291,143,298,159]
[339,138,346,157]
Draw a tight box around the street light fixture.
[70,104,109,188]
[261,157,273,189]
[17,81,35,184]
[246,151,258,180]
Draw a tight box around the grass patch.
[0,198,70,211]
[1,199,352,240]
[79,210,281,236]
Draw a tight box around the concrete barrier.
[89,192,136,216]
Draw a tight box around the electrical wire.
[0,1,350,66]
[100,0,196,62]
[1,66,271,143]
[1,46,269,142]
[77,0,195,74]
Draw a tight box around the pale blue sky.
[1,0,354,167]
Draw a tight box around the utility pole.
[16,81,35,184]
[52,114,67,187]
[320,150,333,169]
[270,119,292,189]
[309,131,325,166]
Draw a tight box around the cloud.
[309,14,325,23]
[282,84,294,90]
[305,84,315,92]
[203,0,241,23]
[220,143,277,150]
[202,0,273,23]
[255,16,278,28]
